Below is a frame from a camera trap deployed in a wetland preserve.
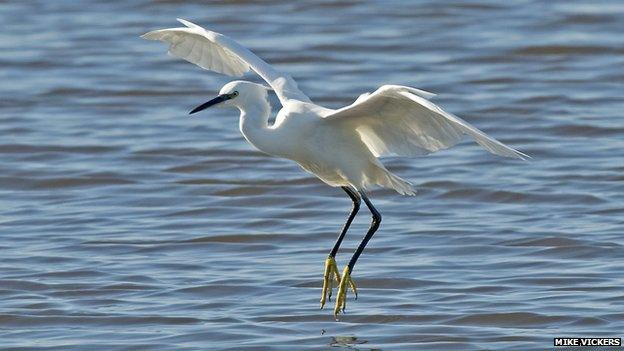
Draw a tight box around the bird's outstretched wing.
[323,85,529,159]
[141,19,311,104]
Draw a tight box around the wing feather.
[142,19,310,104]
[324,85,529,160]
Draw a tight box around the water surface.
[1,0,623,350]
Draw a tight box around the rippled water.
[2,0,623,350]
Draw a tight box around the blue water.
[1,1,623,350]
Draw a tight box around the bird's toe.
[320,256,341,309]
[333,266,354,318]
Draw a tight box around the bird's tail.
[373,163,416,196]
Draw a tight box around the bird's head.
[189,81,269,114]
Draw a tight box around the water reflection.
[329,335,377,350]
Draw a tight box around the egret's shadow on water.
[325,332,377,350]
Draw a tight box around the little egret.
[142,19,528,318]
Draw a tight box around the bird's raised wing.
[141,19,310,105]
[323,85,529,159]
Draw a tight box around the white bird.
[142,19,528,318]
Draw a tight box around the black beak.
[189,94,229,115]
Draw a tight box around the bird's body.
[230,83,412,194]
[143,19,528,318]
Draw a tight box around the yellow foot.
[320,256,341,309]
[334,266,358,318]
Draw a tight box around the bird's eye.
[231,91,239,98]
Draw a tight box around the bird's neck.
[238,99,281,156]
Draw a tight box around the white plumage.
[142,19,310,104]
[325,85,529,159]
[142,19,527,196]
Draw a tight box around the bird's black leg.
[347,192,381,272]
[334,191,381,317]
[330,186,361,257]
[320,186,361,309]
